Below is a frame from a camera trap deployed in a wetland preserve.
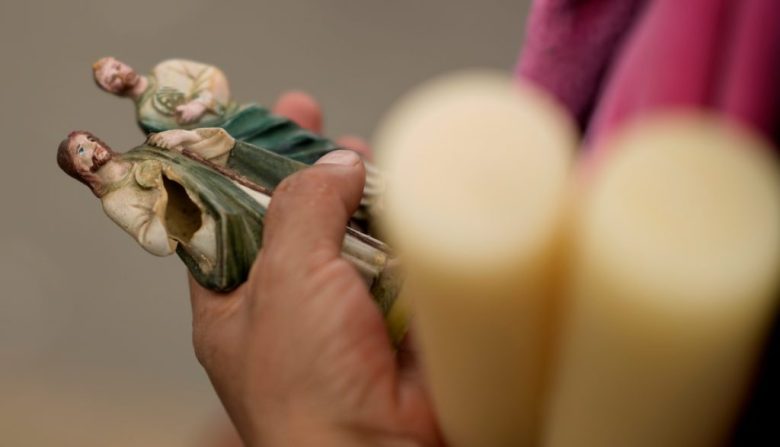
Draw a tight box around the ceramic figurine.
[56,128,400,320]
[93,57,337,165]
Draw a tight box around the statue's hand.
[147,129,201,151]
[175,100,208,124]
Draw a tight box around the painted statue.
[55,128,399,319]
[92,57,337,165]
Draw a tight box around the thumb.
[260,150,365,267]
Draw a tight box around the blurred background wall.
[0,1,530,445]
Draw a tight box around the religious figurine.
[55,128,400,318]
[92,57,337,165]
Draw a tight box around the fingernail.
[315,149,361,166]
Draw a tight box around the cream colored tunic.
[136,59,235,130]
[100,160,218,273]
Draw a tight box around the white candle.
[376,71,576,446]
[544,115,780,447]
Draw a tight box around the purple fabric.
[517,0,649,128]
[517,0,780,151]
[718,0,780,139]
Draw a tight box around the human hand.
[176,100,209,124]
[147,129,202,151]
[189,149,441,446]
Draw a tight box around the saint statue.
[92,57,337,165]
[55,129,399,319]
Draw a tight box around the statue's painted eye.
[78,146,85,155]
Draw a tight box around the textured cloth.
[517,0,780,150]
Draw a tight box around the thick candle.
[544,115,780,447]
[376,71,576,446]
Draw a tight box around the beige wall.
[0,1,529,445]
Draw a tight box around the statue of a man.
[55,129,398,316]
[92,57,338,164]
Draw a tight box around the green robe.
[137,100,338,165]
[226,140,307,189]
[112,145,403,340]
[118,144,391,302]
[222,140,372,229]
[122,145,265,292]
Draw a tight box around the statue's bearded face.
[69,133,114,175]
[57,131,118,197]
[94,57,139,95]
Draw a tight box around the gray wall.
[0,1,530,444]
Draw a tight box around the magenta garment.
[518,2,780,443]
[517,0,780,152]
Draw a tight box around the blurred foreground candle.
[544,115,780,447]
[375,71,576,446]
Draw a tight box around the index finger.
[272,91,323,133]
